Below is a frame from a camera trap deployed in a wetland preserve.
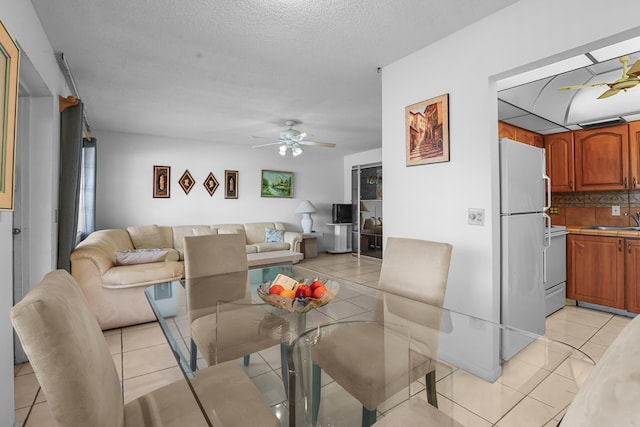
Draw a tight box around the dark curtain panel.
[57,103,84,272]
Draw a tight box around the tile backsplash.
[550,190,640,226]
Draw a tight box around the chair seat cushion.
[191,307,289,365]
[124,363,279,427]
[312,322,435,410]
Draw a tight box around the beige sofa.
[70,222,302,330]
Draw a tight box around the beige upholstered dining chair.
[10,269,279,427]
[183,233,288,370]
[311,237,453,427]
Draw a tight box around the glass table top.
[145,264,595,426]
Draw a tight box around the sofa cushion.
[115,249,168,266]
[253,242,290,252]
[265,228,284,243]
[245,245,258,254]
[245,222,283,245]
[102,262,184,289]
[172,225,215,261]
[127,225,164,248]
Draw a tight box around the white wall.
[2,1,68,425]
[95,130,345,251]
[383,0,640,322]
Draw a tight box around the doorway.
[351,163,383,259]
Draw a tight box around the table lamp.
[296,200,317,233]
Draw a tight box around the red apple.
[310,280,324,291]
[312,285,327,299]
[295,284,312,298]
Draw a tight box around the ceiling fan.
[251,120,336,157]
[558,55,640,99]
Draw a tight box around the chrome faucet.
[624,212,640,227]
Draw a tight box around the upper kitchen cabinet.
[544,132,575,192]
[574,124,629,191]
[629,121,640,190]
[498,121,543,147]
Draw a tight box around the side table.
[301,232,322,258]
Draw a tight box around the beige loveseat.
[70,222,302,330]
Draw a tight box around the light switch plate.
[612,205,620,216]
[468,208,485,226]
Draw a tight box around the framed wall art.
[179,169,195,194]
[153,165,170,198]
[203,172,219,196]
[261,170,293,198]
[405,93,450,167]
[225,170,238,199]
[0,21,19,210]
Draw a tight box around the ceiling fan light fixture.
[279,145,288,156]
[292,146,303,157]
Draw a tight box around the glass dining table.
[145,264,595,426]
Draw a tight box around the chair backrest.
[10,270,124,427]
[378,237,452,306]
[376,237,453,357]
[183,233,247,279]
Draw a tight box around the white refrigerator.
[500,138,551,360]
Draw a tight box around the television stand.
[326,223,352,253]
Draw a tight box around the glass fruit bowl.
[257,277,339,313]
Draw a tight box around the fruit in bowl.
[295,285,312,298]
[257,274,339,313]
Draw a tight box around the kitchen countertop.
[565,226,640,238]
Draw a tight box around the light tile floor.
[13,253,634,426]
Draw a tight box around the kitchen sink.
[582,225,640,231]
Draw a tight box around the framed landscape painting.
[261,170,293,198]
[405,93,450,167]
[0,21,19,210]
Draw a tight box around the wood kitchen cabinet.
[574,124,629,191]
[498,121,543,147]
[567,234,625,309]
[544,131,575,192]
[629,121,640,190]
[625,238,640,313]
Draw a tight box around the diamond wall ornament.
[204,172,219,196]
[179,169,195,194]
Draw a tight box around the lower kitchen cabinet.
[625,239,640,313]
[567,234,625,309]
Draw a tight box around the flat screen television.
[332,203,353,224]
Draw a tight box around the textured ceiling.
[30,0,518,154]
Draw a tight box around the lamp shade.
[295,200,317,214]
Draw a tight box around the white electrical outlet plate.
[468,208,485,226]
[612,205,620,216]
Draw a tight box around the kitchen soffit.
[498,41,640,134]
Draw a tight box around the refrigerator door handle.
[543,213,551,284]
[543,174,551,212]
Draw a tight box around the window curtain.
[57,103,84,272]
[78,137,97,241]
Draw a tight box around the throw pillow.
[115,248,168,266]
[265,228,284,243]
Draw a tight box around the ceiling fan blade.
[251,135,278,140]
[557,82,608,91]
[252,141,283,148]
[627,60,640,77]
[298,140,336,148]
[597,88,620,99]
